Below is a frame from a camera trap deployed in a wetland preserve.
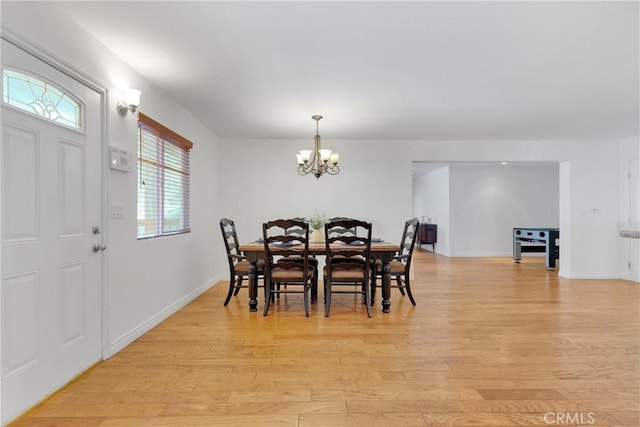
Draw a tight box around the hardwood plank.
[345,398,639,414]
[299,413,427,427]
[9,418,106,427]
[159,401,347,416]
[477,389,568,400]
[99,415,299,426]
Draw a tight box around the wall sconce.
[116,88,141,115]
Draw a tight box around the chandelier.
[296,115,340,179]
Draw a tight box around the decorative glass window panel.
[137,113,193,239]
[2,68,82,130]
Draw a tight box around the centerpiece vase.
[311,228,323,243]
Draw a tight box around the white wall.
[563,144,620,278]
[619,136,640,281]
[412,166,450,255]
[448,163,559,256]
[219,138,411,241]
[1,2,226,357]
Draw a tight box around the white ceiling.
[52,1,639,141]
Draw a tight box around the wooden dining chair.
[262,218,315,317]
[219,218,265,306]
[323,219,373,318]
[372,218,419,305]
[279,217,319,302]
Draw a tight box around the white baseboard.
[558,270,624,280]
[106,277,218,358]
[447,251,515,257]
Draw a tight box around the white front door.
[1,39,103,423]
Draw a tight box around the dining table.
[238,240,400,314]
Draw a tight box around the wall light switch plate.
[111,202,125,219]
[109,146,131,172]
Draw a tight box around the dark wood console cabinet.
[418,223,437,251]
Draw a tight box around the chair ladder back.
[327,217,357,236]
[263,219,311,272]
[398,217,419,258]
[220,218,242,259]
[284,217,308,238]
[325,219,372,274]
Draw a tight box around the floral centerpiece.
[308,212,327,230]
[307,212,326,242]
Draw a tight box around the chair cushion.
[374,259,406,274]
[271,267,314,282]
[324,264,367,280]
[234,259,265,274]
[388,260,406,274]
[330,269,367,280]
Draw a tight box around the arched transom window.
[2,68,83,130]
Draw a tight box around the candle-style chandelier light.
[296,115,339,179]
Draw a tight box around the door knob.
[92,243,107,253]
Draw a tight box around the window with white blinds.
[137,113,193,239]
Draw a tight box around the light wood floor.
[10,250,640,426]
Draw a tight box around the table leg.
[245,253,258,312]
[376,252,393,313]
[381,260,391,313]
